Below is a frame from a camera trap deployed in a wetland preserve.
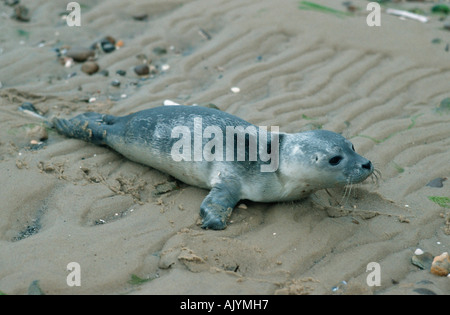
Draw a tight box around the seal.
[52,105,374,230]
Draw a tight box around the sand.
[0,0,449,295]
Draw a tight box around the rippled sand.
[0,0,449,294]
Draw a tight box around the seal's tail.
[52,112,117,145]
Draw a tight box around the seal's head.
[280,130,373,193]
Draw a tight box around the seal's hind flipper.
[52,112,113,145]
[200,180,241,230]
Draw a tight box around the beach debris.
[431,4,450,15]
[81,61,99,75]
[116,69,126,76]
[231,87,240,93]
[27,280,45,295]
[430,252,450,277]
[134,64,149,76]
[116,39,124,49]
[136,53,150,64]
[331,280,347,293]
[111,79,121,87]
[414,248,424,256]
[153,181,178,196]
[163,100,180,106]
[5,0,19,6]
[66,72,77,79]
[18,102,46,120]
[161,64,170,72]
[412,288,437,295]
[411,251,434,270]
[61,57,74,68]
[431,38,442,44]
[435,97,450,114]
[12,4,30,22]
[426,177,446,188]
[342,1,358,13]
[153,47,167,56]
[198,28,212,40]
[386,8,428,23]
[66,47,95,62]
[90,36,117,53]
[132,13,148,21]
[428,196,450,208]
[298,1,350,18]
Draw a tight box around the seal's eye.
[329,156,343,166]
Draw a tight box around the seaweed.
[298,1,350,18]
[128,274,152,285]
[428,196,450,209]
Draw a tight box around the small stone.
[414,248,424,256]
[116,69,126,76]
[426,177,446,188]
[134,64,149,76]
[101,41,115,53]
[430,252,450,276]
[153,47,167,55]
[66,47,95,62]
[115,40,124,48]
[81,61,99,75]
[111,79,120,87]
[411,252,434,270]
[132,14,148,21]
[231,87,240,93]
[161,64,170,71]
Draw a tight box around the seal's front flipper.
[52,112,116,145]
[200,180,241,230]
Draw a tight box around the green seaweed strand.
[298,1,351,18]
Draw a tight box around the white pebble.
[161,64,170,71]
[414,248,424,255]
[231,87,240,93]
[163,100,180,106]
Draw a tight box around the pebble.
[81,61,99,75]
[66,47,95,62]
[426,177,446,188]
[132,14,148,21]
[231,87,240,93]
[111,79,121,87]
[411,251,434,270]
[134,64,149,76]
[116,70,126,76]
[430,252,450,277]
[101,41,115,53]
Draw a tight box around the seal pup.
[52,105,374,230]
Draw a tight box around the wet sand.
[0,0,449,294]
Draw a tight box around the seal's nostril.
[362,161,372,170]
